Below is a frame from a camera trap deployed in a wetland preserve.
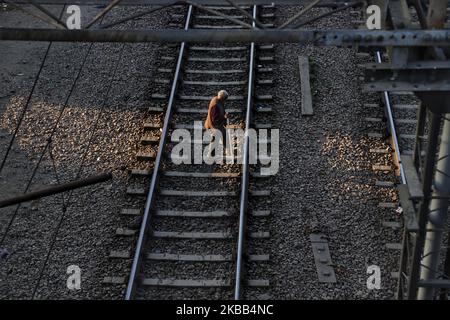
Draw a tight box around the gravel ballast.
[0,4,402,300]
[257,6,401,299]
[0,4,175,299]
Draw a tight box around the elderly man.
[205,90,229,157]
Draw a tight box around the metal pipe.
[418,116,450,299]
[0,172,112,208]
[2,28,450,46]
[124,5,193,300]
[234,3,256,301]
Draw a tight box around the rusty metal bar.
[0,172,112,208]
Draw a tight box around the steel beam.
[2,28,450,46]
[364,61,450,92]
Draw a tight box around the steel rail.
[374,50,407,299]
[124,4,193,300]
[234,4,257,301]
[375,51,406,184]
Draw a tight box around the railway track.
[351,7,421,287]
[357,4,440,287]
[105,3,276,300]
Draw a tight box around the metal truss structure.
[1,0,450,300]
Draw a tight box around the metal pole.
[418,116,450,299]
[0,172,112,208]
